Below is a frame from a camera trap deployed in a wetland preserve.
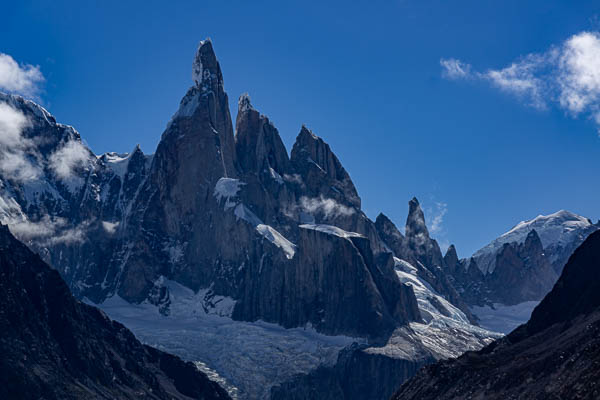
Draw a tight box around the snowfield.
[471,301,540,334]
[91,279,360,400]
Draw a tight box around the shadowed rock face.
[446,230,560,308]
[487,230,558,305]
[392,230,600,400]
[271,344,433,400]
[0,224,230,400]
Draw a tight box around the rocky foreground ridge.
[0,224,231,400]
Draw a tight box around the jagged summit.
[238,92,254,113]
[405,197,429,239]
[290,125,361,208]
[235,92,290,175]
[192,38,222,88]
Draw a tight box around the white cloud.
[558,32,600,115]
[49,139,90,179]
[440,58,472,79]
[0,102,41,181]
[0,53,44,98]
[441,31,600,132]
[299,196,355,218]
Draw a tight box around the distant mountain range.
[393,229,600,399]
[0,39,597,399]
[447,210,599,333]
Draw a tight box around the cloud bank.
[441,31,600,132]
[0,53,44,98]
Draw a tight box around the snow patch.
[233,204,297,259]
[300,223,363,240]
[213,178,244,210]
[101,221,119,234]
[256,224,296,259]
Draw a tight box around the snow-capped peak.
[503,210,592,239]
[472,210,596,274]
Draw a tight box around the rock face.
[392,230,600,400]
[0,41,423,342]
[0,224,230,400]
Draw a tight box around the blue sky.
[2,0,600,256]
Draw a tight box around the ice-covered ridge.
[394,258,469,325]
[232,204,297,260]
[100,151,131,178]
[502,210,592,245]
[93,285,358,399]
[0,91,53,124]
[472,209,597,273]
[299,224,364,239]
[390,257,501,359]
[256,224,296,259]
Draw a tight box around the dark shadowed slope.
[0,224,231,400]
[393,230,600,400]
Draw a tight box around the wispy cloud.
[8,216,89,246]
[424,201,449,252]
[440,58,472,79]
[0,53,44,98]
[441,31,600,132]
[427,201,447,236]
[299,196,355,218]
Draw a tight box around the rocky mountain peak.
[235,93,290,176]
[405,197,429,240]
[444,244,459,269]
[290,125,361,208]
[192,39,222,90]
[238,92,254,113]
